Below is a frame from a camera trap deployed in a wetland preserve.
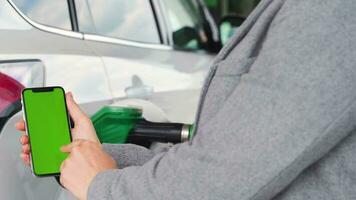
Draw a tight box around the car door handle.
[125,85,153,99]
[124,75,153,99]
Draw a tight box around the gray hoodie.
[88,0,356,199]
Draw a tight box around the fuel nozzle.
[91,106,194,145]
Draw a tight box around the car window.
[11,0,72,30]
[162,0,208,50]
[76,0,161,44]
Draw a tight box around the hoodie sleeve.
[102,144,155,168]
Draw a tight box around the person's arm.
[102,144,155,168]
[87,0,356,199]
[88,93,356,200]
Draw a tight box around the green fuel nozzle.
[91,106,194,145]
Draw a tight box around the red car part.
[0,72,24,117]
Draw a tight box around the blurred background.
[205,0,261,22]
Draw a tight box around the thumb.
[60,140,82,152]
[66,92,87,124]
[60,144,73,153]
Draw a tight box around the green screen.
[23,87,71,176]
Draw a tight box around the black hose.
[127,119,185,144]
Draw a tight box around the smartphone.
[22,86,72,177]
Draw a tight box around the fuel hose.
[127,119,193,144]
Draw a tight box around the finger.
[20,135,29,145]
[65,92,87,124]
[20,153,30,166]
[60,144,72,153]
[22,144,30,154]
[15,120,26,131]
[60,140,83,153]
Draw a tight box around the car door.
[74,0,215,123]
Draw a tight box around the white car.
[0,0,225,199]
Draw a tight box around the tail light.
[0,60,44,130]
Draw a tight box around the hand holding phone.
[17,91,99,166]
[20,87,99,176]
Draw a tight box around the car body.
[0,0,219,199]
